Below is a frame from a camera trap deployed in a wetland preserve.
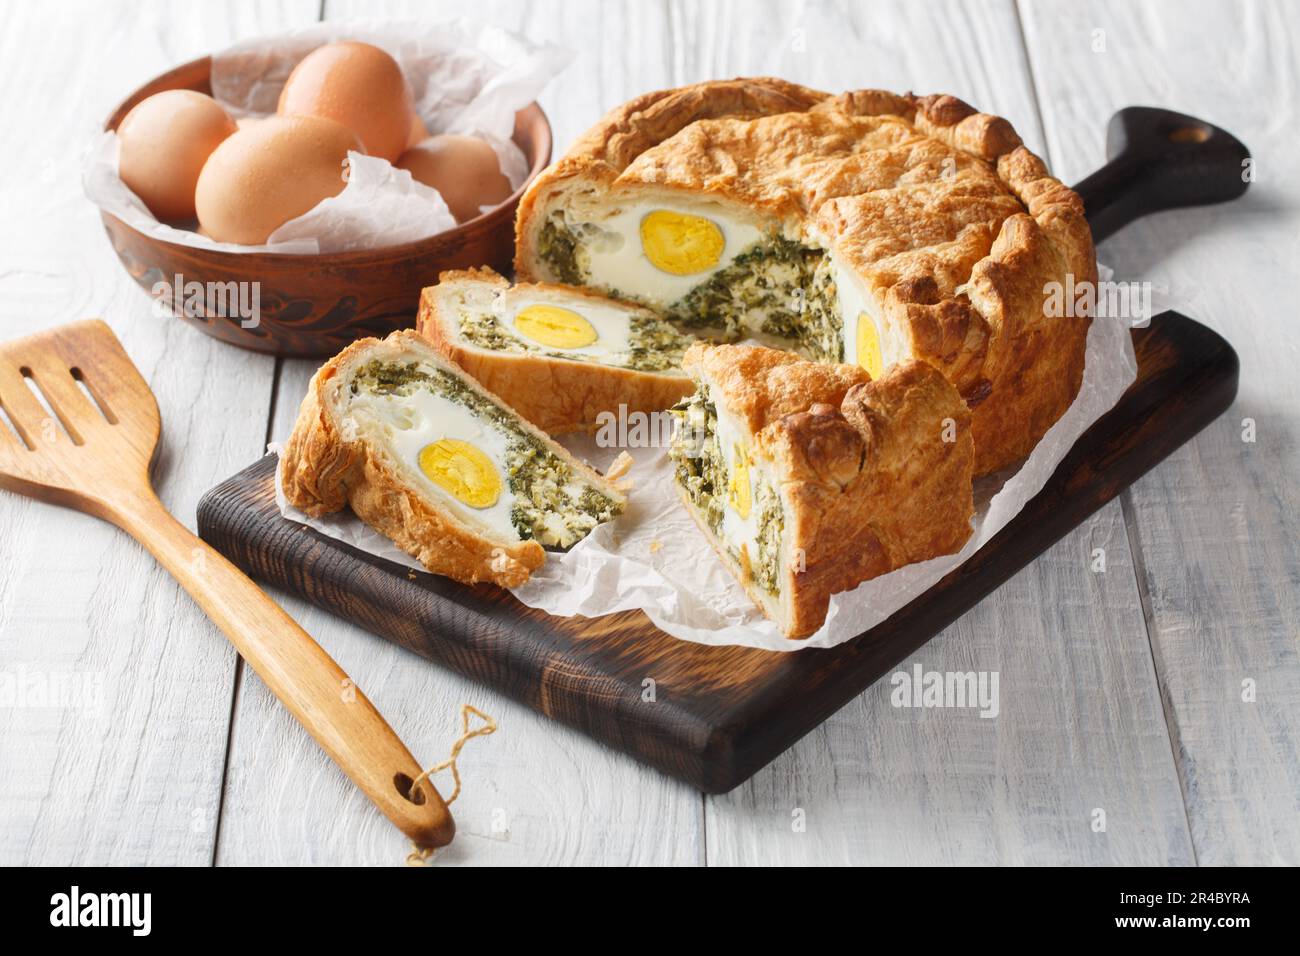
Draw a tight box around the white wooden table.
[1,0,1296,866]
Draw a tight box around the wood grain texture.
[0,320,455,848]
[198,313,1238,806]
[708,501,1195,865]
[0,0,319,866]
[1020,0,1300,866]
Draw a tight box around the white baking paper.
[83,19,571,253]
[271,306,1138,652]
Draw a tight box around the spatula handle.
[111,490,455,849]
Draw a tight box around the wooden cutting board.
[196,309,1237,792]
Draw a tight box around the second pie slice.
[670,343,975,638]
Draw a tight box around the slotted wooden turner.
[0,320,454,848]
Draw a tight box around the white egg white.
[349,385,521,541]
[834,257,907,375]
[714,405,771,577]
[561,200,765,307]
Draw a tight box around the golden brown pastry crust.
[683,341,871,436]
[279,330,624,589]
[681,344,974,638]
[517,80,1095,475]
[417,268,692,435]
[774,362,975,637]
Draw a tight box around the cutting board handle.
[1073,106,1251,243]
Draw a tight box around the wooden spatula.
[0,320,454,848]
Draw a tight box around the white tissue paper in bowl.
[83,19,572,254]
[272,302,1139,653]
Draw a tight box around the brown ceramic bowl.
[101,56,552,357]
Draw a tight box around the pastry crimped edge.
[680,343,975,638]
[416,268,693,435]
[278,329,626,589]
[514,78,1095,475]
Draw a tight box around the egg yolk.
[418,439,501,509]
[640,210,725,276]
[856,313,884,379]
[513,304,599,349]
[727,443,752,519]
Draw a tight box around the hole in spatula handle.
[394,771,427,805]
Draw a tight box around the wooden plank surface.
[0,0,318,864]
[1020,0,1300,865]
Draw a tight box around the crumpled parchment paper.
[271,304,1138,652]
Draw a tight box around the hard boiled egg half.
[497,289,638,359]
[350,386,519,539]
[564,200,766,307]
[834,260,905,380]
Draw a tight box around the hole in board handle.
[1168,125,1211,144]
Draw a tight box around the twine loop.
[406,704,497,866]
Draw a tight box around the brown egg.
[277,41,412,163]
[117,90,237,222]
[396,134,513,223]
[195,115,361,245]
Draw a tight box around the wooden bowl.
[101,56,552,357]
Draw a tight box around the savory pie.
[670,342,975,638]
[279,330,627,587]
[515,79,1095,473]
[417,268,694,434]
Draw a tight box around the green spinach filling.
[537,217,587,285]
[799,255,846,363]
[351,360,621,548]
[539,214,845,362]
[624,316,696,371]
[455,302,693,374]
[669,389,725,535]
[669,386,784,596]
[669,239,843,362]
[753,480,784,596]
[665,239,804,332]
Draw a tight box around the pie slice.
[670,342,974,638]
[417,268,694,434]
[515,79,1095,474]
[279,330,627,588]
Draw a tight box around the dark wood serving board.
[196,309,1237,792]
[198,104,1253,792]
